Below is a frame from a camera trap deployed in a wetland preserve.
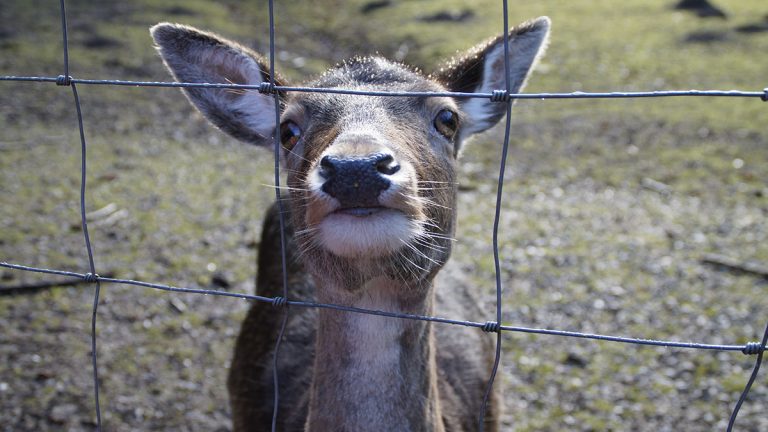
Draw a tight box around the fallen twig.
[0,272,115,296]
[700,253,768,279]
[641,177,672,195]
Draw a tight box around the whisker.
[393,249,419,280]
[412,237,447,253]
[415,187,453,192]
[223,78,248,96]
[274,168,311,177]
[405,195,452,211]
[294,232,323,262]
[418,218,445,231]
[401,239,440,266]
[259,183,312,192]
[417,180,458,185]
[294,226,319,237]
[284,149,315,164]
[397,251,426,275]
[425,232,457,242]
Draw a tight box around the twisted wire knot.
[490,90,510,103]
[258,82,276,94]
[742,342,764,355]
[482,321,500,333]
[761,88,768,102]
[83,273,99,283]
[271,296,287,307]
[56,75,72,86]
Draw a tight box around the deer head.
[150,18,549,295]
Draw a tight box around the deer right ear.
[433,17,550,143]
[151,23,283,146]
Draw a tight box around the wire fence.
[1,0,767,431]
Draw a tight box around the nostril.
[375,154,400,176]
[319,156,336,179]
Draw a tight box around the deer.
[151,16,549,432]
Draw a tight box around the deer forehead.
[287,56,456,124]
[314,56,432,88]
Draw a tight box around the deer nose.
[319,153,400,208]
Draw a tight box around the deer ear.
[151,23,283,146]
[433,17,550,141]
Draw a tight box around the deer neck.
[306,275,444,432]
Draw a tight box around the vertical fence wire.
[57,0,103,429]
[727,321,768,431]
[57,0,68,79]
[478,0,514,429]
[0,0,766,430]
[73,82,103,432]
[264,0,292,431]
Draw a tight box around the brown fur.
[151,17,550,431]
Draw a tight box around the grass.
[2,0,767,430]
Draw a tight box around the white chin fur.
[318,210,420,258]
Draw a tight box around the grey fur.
[151,17,550,431]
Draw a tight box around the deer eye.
[280,121,302,150]
[434,109,458,140]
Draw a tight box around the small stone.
[48,403,78,424]
[563,353,588,368]
[211,271,231,289]
[168,297,188,314]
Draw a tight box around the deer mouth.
[333,206,386,217]
[315,205,422,258]
[302,154,425,258]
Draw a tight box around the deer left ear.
[151,22,284,147]
[433,17,550,142]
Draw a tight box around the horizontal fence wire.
[2,75,767,101]
[0,0,767,431]
[3,260,760,354]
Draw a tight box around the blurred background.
[1,0,767,430]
